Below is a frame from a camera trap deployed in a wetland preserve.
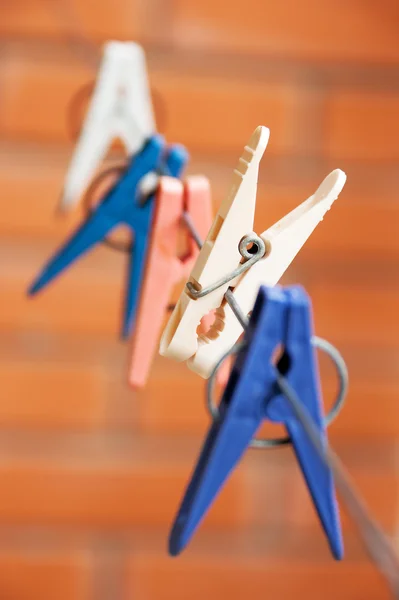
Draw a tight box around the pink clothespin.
[127,175,213,388]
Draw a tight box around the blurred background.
[0,0,398,598]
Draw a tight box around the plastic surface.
[28,135,188,339]
[128,176,213,388]
[61,41,155,211]
[160,126,268,361]
[160,126,346,378]
[169,285,343,560]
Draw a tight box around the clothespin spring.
[181,209,399,597]
[186,233,267,300]
[182,211,267,322]
[206,333,347,448]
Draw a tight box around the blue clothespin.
[169,285,343,559]
[28,135,188,338]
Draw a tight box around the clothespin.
[127,175,213,388]
[60,41,155,212]
[169,284,343,560]
[160,126,346,378]
[28,135,188,339]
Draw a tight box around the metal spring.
[186,233,267,300]
[205,335,348,448]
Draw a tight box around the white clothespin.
[60,41,156,211]
[160,126,346,378]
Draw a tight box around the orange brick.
[67,0,144,41]
[0,51,91,142]
[0,362,106,429]
[136,355,209,434]
[0,551,92,600]
[240,434,399,535]
[251,465,399,531]
[128,553,391,600]
[0,273,120,336]
[296,197,399,260]
[0,0,58,38]
[0,329,123,376]
[0,0,146,42]
[172,0,399,64]
[0,239,122,336]
[0,450,250,528]
[322,381,399,440]
[325,90,399,161]
[0,48,303,157]
[153,71,302,158]
[0,143,77,238]
[310,284,397,347]
[252,182,399,261]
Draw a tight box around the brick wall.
[0,1,398,598]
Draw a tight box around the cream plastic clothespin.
[160,126,346,378]
[60,41,155,211]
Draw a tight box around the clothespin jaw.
[160,125,269,360]
[160,126,346,379]
[28,136,189,339]
[60,41,155,212]
[169,285,343,560]
[264,286,343,560]
[127,175,213,388]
